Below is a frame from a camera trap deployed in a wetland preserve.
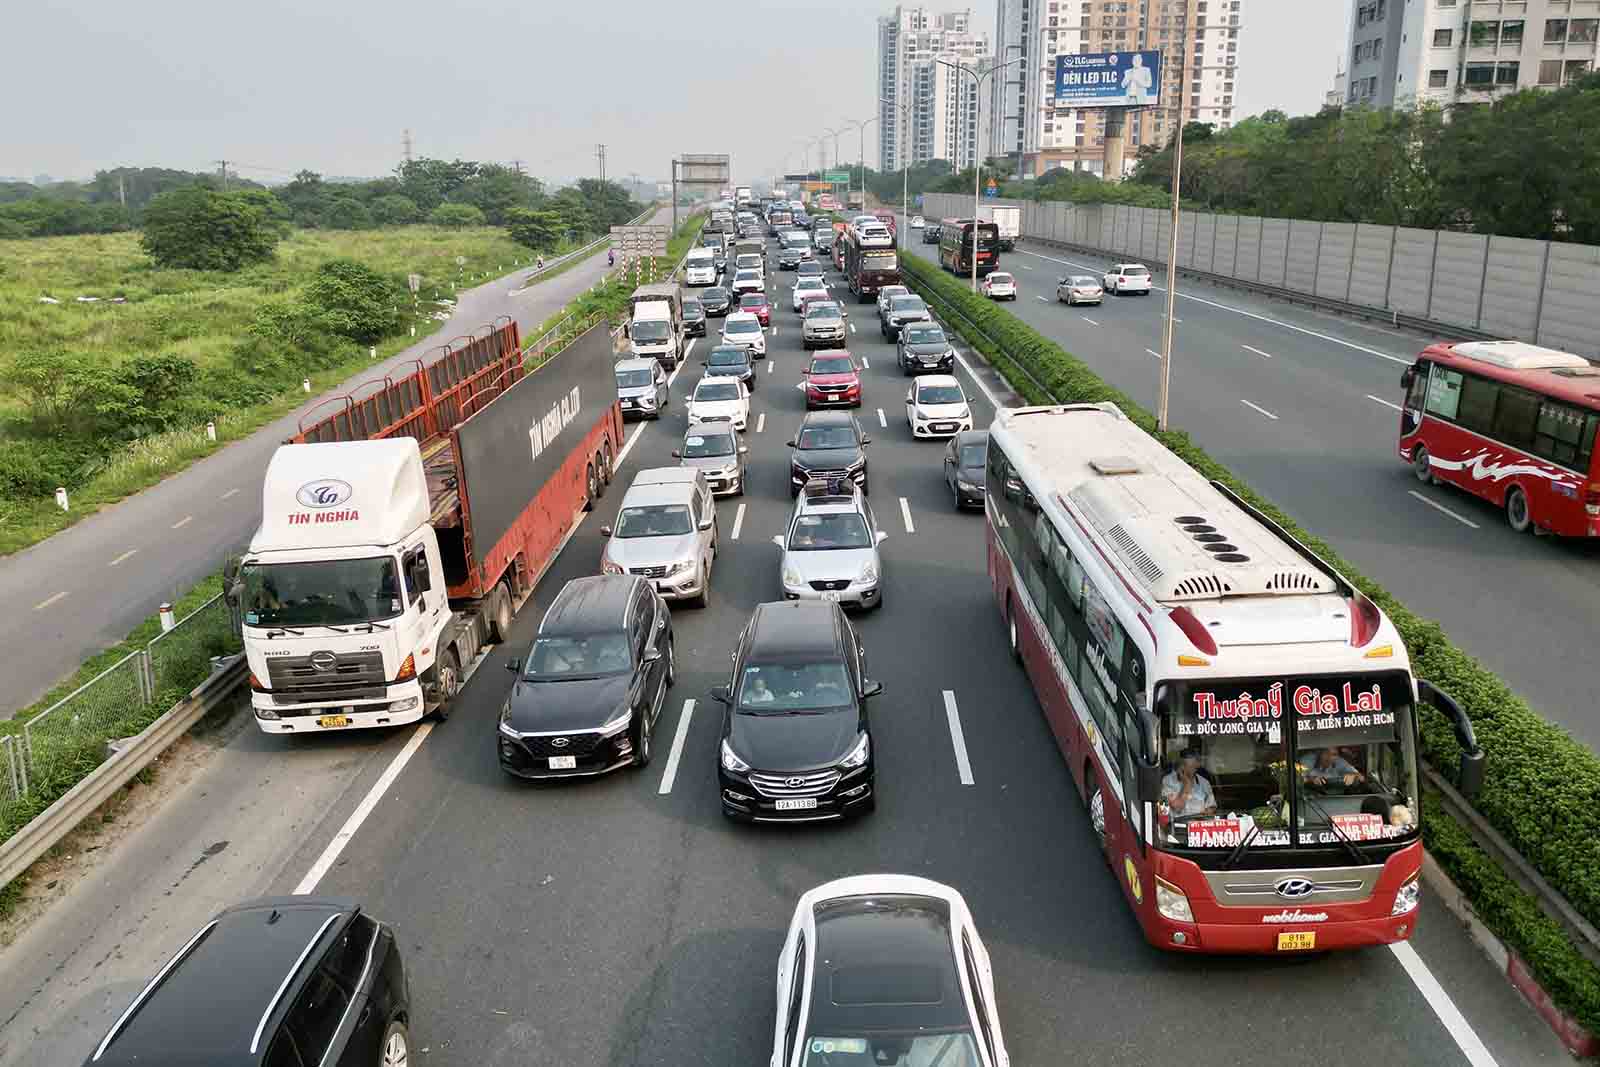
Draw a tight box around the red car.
[737,292,771,327]
[803,351,862,409]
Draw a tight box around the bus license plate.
[1277,932,1317,951]
[775,798,818,811]
[318,714,351,728]
[548,756,577,770]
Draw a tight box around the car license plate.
[775,798,818,811]
[548,755,577,770]
[933,423,955,433]
[318,714,351,728]
[1277,931,1316,951]
[822,591,841,601]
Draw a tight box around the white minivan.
[685,249,718,287]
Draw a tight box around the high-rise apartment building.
[878,6,992,173]
[1345,0,1597,109]
[991,0,1244,179]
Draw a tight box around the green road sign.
[825,171,850,183]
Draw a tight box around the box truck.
[628,283,684,368]
[978,204,1021,251]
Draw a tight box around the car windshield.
[1155,673,1421,850]
[737,661,854,712]
[798,425,858,450]
[903,325,944,345]
[890,297,923,313]
[704,288,728,302]
[632,320,669,342]
[241,557,402,628]
[737,256,761,269]
[789,512,872,550]
[807,305,843,322]
[696,381,741,402]
[801,1033,982,1067]
[917,384,965,405]
[960,444,987,469]
[613,504,693,538]
[739,295,766,308]
[811,356,854,375]
[615,368,655,388]
[682,432,736,458]
[725,320,760,337]
[524,634,632,679]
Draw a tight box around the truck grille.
[750,770,841,798]
[265,650,387,704]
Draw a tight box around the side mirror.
[599,526,613,537]
[861,436,872,446]
[875,530,888,544]
[861,679,884,699]
[505,658,522,673]
[1137,761,1163,805]
[671,449,682,458]
[771,534,785,547]
[1400,368,1416,391]
[709,685,732,705]
[1419,679,1485,796]
[644,647,663,663]
[739,445,750,454]
[785,439,797,448]
[698,518,714,531]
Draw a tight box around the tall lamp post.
[826,127,848,205]
[935,54,1026,292]
[845,115,879,217]
[878,97,911,245]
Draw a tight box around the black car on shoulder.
[498,575,674,778]
[713,600,881,822]
[943,429,988,509]
[787,409,870,496]
[896,321,955,375]
[87,896,410,1067]
[704,344,757,391]
[682,296,708,337]
[699,286,733,316]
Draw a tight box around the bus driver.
[1161,748,1217,817]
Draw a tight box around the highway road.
[0,208,669,717]
[904,232,1600,750]
[0,230,1567,1066]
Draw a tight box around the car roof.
[543,574,641,635]
[684,423,737,441]
[806,893,969,1036]
[809,350,854,363]
[694,377,742,393]
[746,600,844,659]
[725,311,759,323]
[801,409,857,428]
[952,429,989,449]
[93,896,357,1067]
[614,357,656,372]
[915,374,962,390]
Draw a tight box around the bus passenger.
[1161,748,1217,817]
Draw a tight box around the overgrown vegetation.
[901,251,1600,1031]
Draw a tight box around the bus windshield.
[1154,673,1420,851]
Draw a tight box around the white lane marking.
[294,722,435,894]
[171,515,193,530]
[1240,399,1280,421]
[767,359,774,374]
[899,497,915,534]
[682,338,698,365]
[108,549,138,567]
[1387,941,1501,1067]
[771,326,778,337]
[219,488,239,501]
[1018,263,1035,270]
[944,690,975,786]
[877,408,887,428]
[1034,295,1049,302]
[861,356,871,369]
[1017,248,1414,365]
[731,503,746,540]
[953,352,1001,410]
[1242,344,1274,359]
[756,412,766,433]
[849,322,857,334]
[1081,316,1100,326]
[1367,394,1402,412]
[1408,489,1480,529]
[33,591,69,611]
[657,699,695,795]
[1145,348,1164,360]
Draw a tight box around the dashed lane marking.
[657,699,695,795]
[1240,399,1280,421]
[1407,489,1480,529]
[33,591,69,612]
[899,497,915,534]
[944,691,975,786]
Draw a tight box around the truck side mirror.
[1400,367,1416,391]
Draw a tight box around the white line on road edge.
[615,419,650,468]
[294,722,435,894]
[1034,295,1049,302]
[1367,394,1402,412]
[219,488,239,501]
[756,412,766,433]
[954,353,1002,410]
[108,549,137,567]
[1242,344,1274,359]
[1240,399,1280,421]
[1387,942,1501,1067]
[171,515,193,530]
[861,356,871,369]
[943,691,975,786]
[1407,489,1480,529]
[877,408,887,428]
[658,699,695,795]
[1081,316,1100,326]
[682,338,698,365]
[33,591,68,612]
[1145,348,1164,360]
[899,497,915,534]
[731,503,746,540]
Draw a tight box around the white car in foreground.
[905,375,973,439]
[1103,262,1153,295]
[980,272,1017,301]
[687,377,750,432]
[773,874,1010,1067]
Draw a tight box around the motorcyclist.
[536,255,545,270]
[608,249,615,267]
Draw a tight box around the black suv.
[896,321,955,375]
[682,297,708,337]
[87,896,409,1067]
[880,294,931,341]
[712,600,881,822]
[499,575,674,777]
[787,410,870,496]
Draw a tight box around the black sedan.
[498,575,673,778]
[776,246,805,270]
[713,600,880,822]
[704,344,757,391]
[682,297,708,337]
[699,286,733,316]
[896,321,955,375]
[943,429,988,509]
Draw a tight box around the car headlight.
[602,558,624,575]
[839,732,870,769]
[1155,877,1194,923]
[640,396,656,408]
[721,739,751,773]
[857,562,878,584]
[599,705,634,736]
[945,348,957,361]
[957,478,979,491]
[957,406,971,420]
[497,701,520,738]
[666,559,694,577]
[783,564,802,586]
[1391,877,1421,916]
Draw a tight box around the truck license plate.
[318,714,351,728]
[775,798,818,811]
[1277,931,1316,951]
[548,756,577,770]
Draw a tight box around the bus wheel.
[1412,446,1435,485]
[1087,775,1106,850]
[1005,598,1022,665]
[1506,486,1532,533]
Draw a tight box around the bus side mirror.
[1418,678,1485,798]
[1400,368,1415,391]
[1138,762,1164,805]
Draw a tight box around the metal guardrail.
[0,658,246,889]
[515,203,661,293]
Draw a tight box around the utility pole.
[215,160,230,189]
[402,128,414,164]
[596,144,607,186]
[510,159,525,175]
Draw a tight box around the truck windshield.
[1154,673,1420,851]
[632,320,670,343]
[240,558,403,628]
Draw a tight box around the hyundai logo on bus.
[529,386,582,464]
[1273,877,1317,900]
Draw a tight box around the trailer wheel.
[487,585,514,644]
[431,650,460,722]
[602,440,615,486]
[584,463,597,511]
[593,451,607,499]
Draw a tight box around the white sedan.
[792,275,829,313]
[906,375,973,439]
[687,377,750,432]
[980,272,1017,301]
[910,215,926,229]
[772,875,1010,1067]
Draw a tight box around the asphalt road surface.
[0,209,668,717]
[0,231,1568,1067]
[905,233,1600,750]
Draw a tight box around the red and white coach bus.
[1398,340,1600,536]
[984,403,1484,953]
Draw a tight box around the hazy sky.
[3,0,1351,184]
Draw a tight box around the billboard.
[678,153,731,187]
[610,225,669,257]
[1053,50,1162,110]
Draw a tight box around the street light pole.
[846,115,879,216]
[1157,17,1195,432]
[878,97,911,245]
[936,54,1025,292]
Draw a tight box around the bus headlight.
[1391,877,1421,916]
[1155,877,1194,923]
